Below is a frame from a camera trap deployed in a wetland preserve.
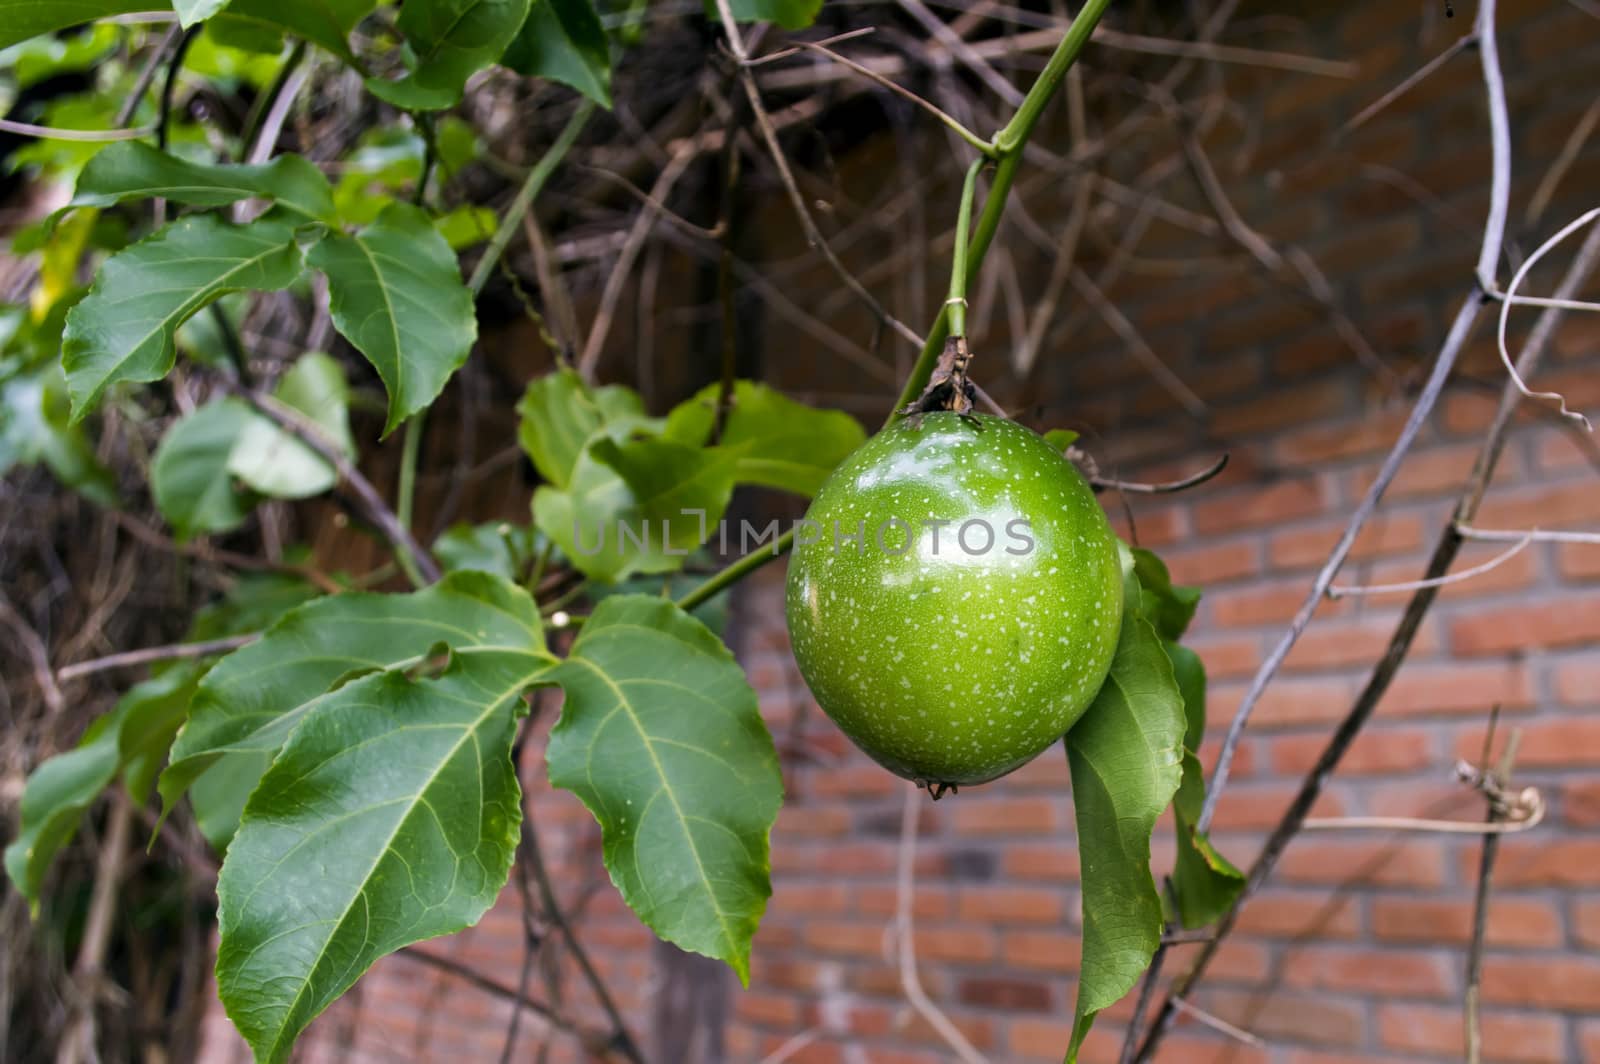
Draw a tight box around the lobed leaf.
[1063,573,1186,1062]
[502,0,612,107]
[516,367,649,490]
[0,1,150,52]
[62,214,305,418]
[545,595,782,982]
[226,351,352,498]
[150,397,259,539]
[307,203,476,434]
[663,380,866,496]
[160,571,544,847]
[216,647,549,1063]
[70,141,336,223]
[211,0,378,62]
[1165,640,1244,929]
[365,0,531,110]
[534,435,736,583]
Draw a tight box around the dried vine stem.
[893,784,987,1064]
[1135,67,1600,1064]
[1195,0,1515,836]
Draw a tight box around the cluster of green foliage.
[1,2,1240,1061]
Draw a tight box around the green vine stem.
[677,1,1111,607]
[888,0,1113,421]
[394,102,596,583]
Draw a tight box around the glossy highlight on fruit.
[785,413,1123,788]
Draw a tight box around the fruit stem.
[887,0,1114,427]
[945,157,984,340]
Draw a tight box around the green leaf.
[1063,581,1186,1062]
[1044,427,1079,451]
[707,0,823,31]
[151,398,258,539]
[174,0,233,27]
[307,203,476,434]
[70,141,336,223]
[546,595,781,982]
[516,367,649,489]
[0,1,149,52]
[365,0,531,110]
[663,380,866,496]
[1164,641,1244,929]
[61,214,305,418]
[535,436,736,583]
[1131,547,1200,642]
[210,0,378,62]
[0,359,119,506]
[226,352,352,498]
[502,0,612,107]
[217,644,549,1063]
[433,521,545,580]
[4,712,121,912]
[160,571,544,847]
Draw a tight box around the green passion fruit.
[785,413,1123,789]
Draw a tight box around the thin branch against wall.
[891,784,988,1064]
[1135,106,1600,1064]
[1193,0,1519,839]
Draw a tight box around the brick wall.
[199,1,1600,1061]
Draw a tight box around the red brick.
[1278,840,1447,888]
[1211,580,1342,627]
[950,797,1061,836]
[1480,957,1600,1011]
[1209,783,1344,831]
[956,975,1053,1011]
[803,920,887,958]
[1565,779,1600,826]
[1209,676,1356,729]
[1470,480,1600,530]
[734,991,803,1027]
[1377,1003,1567,1063]
[856,884,952,920]
[1268,513,1426,569]
[1371,897,1564,948]
[775,803,852,838]
[1001,843,1079,882]
[1478,838,1600,888]
[1347,441,1498,501]
[1276,408,1411,464]
[912,925,996,964]
[1233,888,1361,940]
[1450,597,1600,654]
[1007,1017,1107,1062]
[1211,383,1349,438]
[1000,929,1081,973]
[955,886,1065,925]
[1196,988,1366,1046]
[1194,478,1328,535]
[1271,727,1436,776]
[1377,662,1534,718]
[1283,616,1440,671]
[1189,635,1263,679]
[1106,504,1186,549]
[1556,541,1600,580]
[1576,899,1600,948]
[1160,540,1262,586]
[771,880,852,916]
[1456,715,1600,767]
[1280,945,1454,997]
